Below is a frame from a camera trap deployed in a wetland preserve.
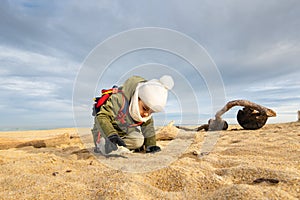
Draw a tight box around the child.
[91,75,174,155]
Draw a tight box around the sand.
[0,122,299,199]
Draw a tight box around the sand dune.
[0,122,299,199]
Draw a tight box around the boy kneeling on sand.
[91,75,174,155]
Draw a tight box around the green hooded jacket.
[96,76,156,147]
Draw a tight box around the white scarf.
[129,83,152,122]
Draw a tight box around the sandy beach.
[0,122,299,199]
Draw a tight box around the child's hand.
[146,146,161,153]
[108,134,127,147]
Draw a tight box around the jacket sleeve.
[141,117,156,147]
[96,96,119,137]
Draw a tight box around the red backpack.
[92,85,143,128]
[92,85,119,116]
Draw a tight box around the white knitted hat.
[138,75,174,112]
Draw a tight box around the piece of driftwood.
[212,99,276,130]
[237,107,267,130]
[176,124,210,132]
[0,133,72,150]
[215,99,276,120]
[207,118,229,131]
[16,133,71,148]
[175,126,197,132]
[176,99,276,131]
[176,120,228,132]
[175,124,209,131]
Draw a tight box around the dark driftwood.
[176,124,210,132]
[176,121,228,132]
[175,126,197,132]
[237,107,268,130]
[207,119,228,131]
[16,133,71,149]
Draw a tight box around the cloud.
[1,0,300,129]
[0,76,57,96]
[0,45,78,76]
[0,44,78,129]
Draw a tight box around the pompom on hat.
[138,75,174,112]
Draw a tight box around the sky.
[1,0,300,130]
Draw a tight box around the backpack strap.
[116,91,127,124]
[116,91,144,128]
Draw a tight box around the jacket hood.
[120,76,147,102]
